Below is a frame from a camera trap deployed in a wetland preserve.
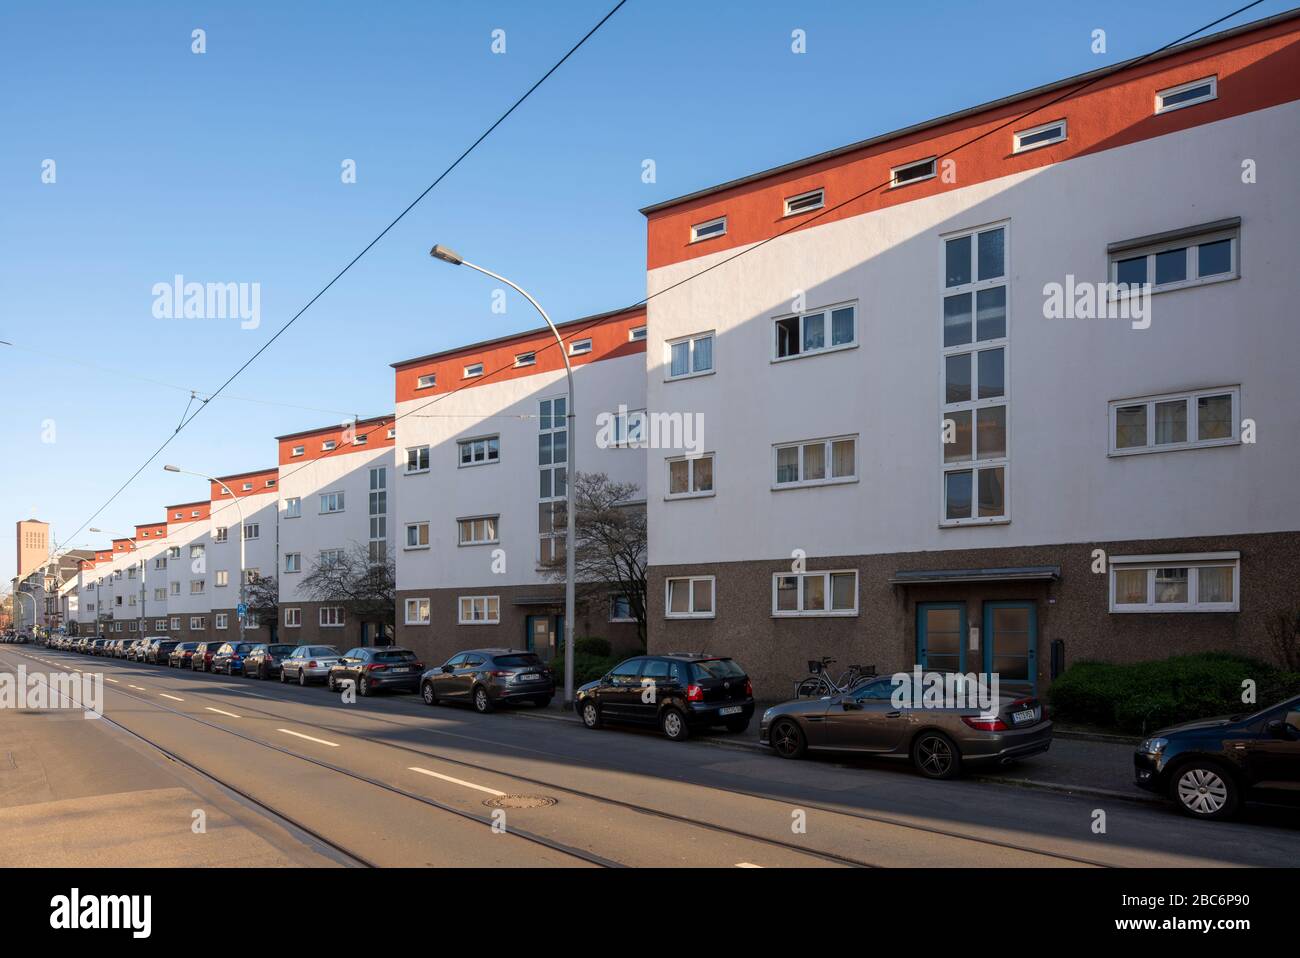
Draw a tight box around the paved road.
[3,644,1297,867]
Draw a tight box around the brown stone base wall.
[395,584,642,669]
[276,600,388,650]
[647,531,1300,702]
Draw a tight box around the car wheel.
[1172,762,1240,820]
[279,668,287,684]
[724,718,751,734]
[472,686,493,713]
[299,668,308,687]
[660,707,690,741]
[421,682,438,706]
[327,673,337,692]
[912,731,962,780]
[580,700,602,729]
[769,719,806,759]
[359,676,370,697]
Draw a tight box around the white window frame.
[214,526,228,543]
[628,325,647,342]
[783,187,825,216]
[191,579,205,595]
[170,582,181,596]
[772,435,857,489]
[665,453,715,499]
[609,594,636,623]
[284,552,301,573]
[1109,386,1240,456]
[319,549,344,568]
[568,338,592,356]
[243,523,259,541]
[404,598,431,626]
[457,515,499,546]
[214,569,229,588]
[665,575,715,620]
[416,373,437,389]
[215,613,228,630]
[890,156,936,187]
[319,606,345,628]
[404,521,430,550]
[772,301,857,361]
[170,616,180,630]
[1155,75,1217,114]
[284,607,302,628]
[771,570,858,617]
[457,435,500,468]
[155,619,167,630]
[664,331,714,381]
[321,440,337,451]
[514,351,536,367]
[464,362,484,378]
[1012,118,1067,153]
[611,407,646,448]
[291,445,304,457]
[406,445,430,474]
[284,497,301,518]
[190,616,206,630]
[690,216,726,243]
[458,595,500,625]
[1108,224,1239,296]
[320,491,345,514]
[1109,552,1239,613]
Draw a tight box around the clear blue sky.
[0,0,1285,583]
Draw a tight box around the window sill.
[403,545,431,552]
[404,469,430,476]
[665,613,715,621]
[771,341,858,364]
[939,517,1010,528]
[665,491,715,501]
[1109,273,1237,299]
[664,368,715,384]
[458,541,499,548]
[458,620,501,626]
[457,461,500,469]
[771,610,859,618]
[1108,438,1238,457]
[771,477,858,492]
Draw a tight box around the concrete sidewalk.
[518,700,1157,804]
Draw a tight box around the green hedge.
[548,638,620,686]
[1047,652,1300,734]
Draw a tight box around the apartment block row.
[54,12,1300,697]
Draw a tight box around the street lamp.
[164,465,246,647]
[430,243,578,708]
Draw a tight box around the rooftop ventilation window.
[1155,76,1216,114]
[1013,119,1067,153]
[783,188,824,216]
[890,157,936,187]
[690,216,727,243]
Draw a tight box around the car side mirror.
[840,697,862,710]
[441,665,453,673]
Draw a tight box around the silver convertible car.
[759,674,1052,779]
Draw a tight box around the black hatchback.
[1135,693,1300,820]
[421,649,554,712]
[576,653,754,741]
[327,647,424,696]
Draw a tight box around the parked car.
[76,637,92,654]
[421,649,554,712]
[280,645,343,686]
[132,638,158,662]
[760,674,1052,779]
[576,653,755,741]
[168,642,200,669]
[90,638,110,656]
[327,647,423,696]
[146,640,179,664]
[114,638,133,659]
[190,641,222,672]
[244,643,296,680]
[210,642,257,676]
[1135,693,1300,820]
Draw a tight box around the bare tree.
[299,543,396,641]
[244,572,279,637]
[544,472,648,648]
[1264,607,1300,671]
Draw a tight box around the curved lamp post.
[430,244,577,708]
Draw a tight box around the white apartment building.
[207,469,278,642]
[391,307,648,665]
[275,415,397,647]
[640,12,1300,697]
[106,537,139,637]
[164,500,214,642]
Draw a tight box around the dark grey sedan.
[760,674,1052,779]
[421,649,555,712]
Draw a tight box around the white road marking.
[128,685,147,691]
[736,862,763,868]
[407,766,506,796]
[105,678,119,684]
[205,707,241,718]
[159,693,184,702]
[278,728,339,747]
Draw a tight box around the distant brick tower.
[16,518,49,580]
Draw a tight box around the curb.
[1053,728,1143,746]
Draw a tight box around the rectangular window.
[1012,119,1066,153]
[464,362,484,378]
[241,482,253,491]
[291,445,304,457]
[1155,75,1216,114]
[405,521,430,549]
[665,331,714,379]
[284,552,301,573]
[610,407,646,448]
[320,492,345,514]
[416,373,437,389]
[628,326,647,342]
[154,588,166,601]
[170,582,180,596]
[774,303,856,359]
[404,598,431,626]
[191,580,205,594]
[610,594,635,622]
[1108,222,1238,294]
[322,440,337,451]
[190,616,206,630]
[353,434,368,446]
[243,523,259,540]
[1109,553,1239,612]
[1110,387,1238,455]
[190,544,205,559]
[406,445,430,473]
[155,557,167,570]
[214,526,228,543]
[690,216,726,242]
[215,570,229,587]
[890,156,936,187]
[215,613,228,630]
[942,223,1009,525]
[320,606,345,627]
[320,549,344,568]
[773,436,856,488]
[458,516,499,545]
[772,571,857,616]
[569,338,592,356]
[514,351,536,367]
[666,453,715,498]
[156,619,167,630]
[458,436,500,467]
[284,497,301,518]
[784,188,824,216]
[458,595,500,625]
[665,576,715,619]
[170,616,180,630]
[168,546,181,559]
[284,607,301,628]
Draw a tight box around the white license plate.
[391,667,410,673]
[719,705,743,716]
[1012,708,1036,724]
[518,673,539,682]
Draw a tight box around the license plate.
[1012,708,1036,724]
[719,705,743,716]
[518,673,539,682]
[391,667,410,673]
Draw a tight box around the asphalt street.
[3,644,1296,868]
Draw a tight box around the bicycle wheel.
[795,677,825,698]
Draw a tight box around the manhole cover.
[482,795,557,809]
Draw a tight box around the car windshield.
[311,647,339,656]
[495,654,543,668]
[268,645,295,654]
[691,659,746,680]
[374,650,417,663]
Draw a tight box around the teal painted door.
[916,602,967,673]
[983,602,1037,694]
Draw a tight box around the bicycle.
[793,657,877,698]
